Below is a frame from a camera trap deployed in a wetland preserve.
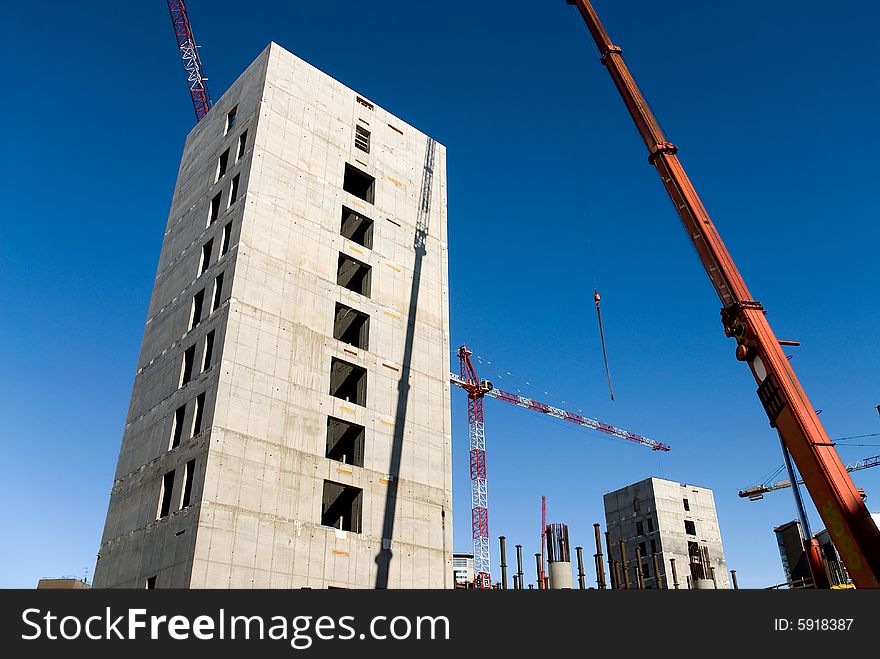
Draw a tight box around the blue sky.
[2,0,878,589]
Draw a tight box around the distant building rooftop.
[37,578,90,590]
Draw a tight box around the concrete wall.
[93,49,268,589]
[604,477,730,589]
[548,562,573,589]
[95,42,452,589]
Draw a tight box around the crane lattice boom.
[449,374,670,451]
[452,344,670,589]
[166,0,212,122]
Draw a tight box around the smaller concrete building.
[774,520,811,585]
[604,477,730,589]
[774,520,855,588]
[37,578,90,590]
[452,553,474,587]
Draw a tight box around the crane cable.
[594,289,615,401]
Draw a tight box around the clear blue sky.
[2,0,878,589]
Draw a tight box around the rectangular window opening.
[326,417,365,467]
[202,330,215,371]
[217,149,230,181]
[647,517,654,533]
[321,481,363,533]
[237,130,248,160]
[221,222,233,256]
[356,96,374,111]
[226,106,237,133]
[340,206,374,249]
[209,193,222,225]
[633,498,640,513]
[336,253,371,297]
[180,345,196,386]
[635,521,644,536]
[333,303,369,350]
[229,174,241,206]
[158,470,175,519]
[650,539,657,554]
[170,405,186,450]
[146,576,157,589]
[190,289,205,330]
[685,520,697,535]
[355,125,371,154]
[683,498,690,511]
[212,272,224,312]
[200,239,213,275]
[192,392,206,437]
[329,358,367,406]
[181,459,196,508]
[342,164,375,203]
[638,542,647,558]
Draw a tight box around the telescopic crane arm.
[567,0,880,588]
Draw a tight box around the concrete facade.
[452,553,474,587]
[93,42,452,589]
[604,477,730,589]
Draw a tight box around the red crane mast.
[166,1,212,122]
[567,0,880,588]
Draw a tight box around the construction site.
[74,1,880,591]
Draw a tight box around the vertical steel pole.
[635,545,645,589]
[576,546,587,589]
[499,536,508,590]
[605,531,617,589]
[652,552,664,589]
[670,557,680,589]
[515,544,524,590]
[593,524,606,589]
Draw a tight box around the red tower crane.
[452,344,669,589]
[567,0,880,588]
[166,1,213,122]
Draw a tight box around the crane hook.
[594,289,615,401]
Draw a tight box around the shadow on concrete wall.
[374,137,436,588]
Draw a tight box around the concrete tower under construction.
[93,42,453,589]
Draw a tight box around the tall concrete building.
[604,477,730,589]
[93,43,453,589]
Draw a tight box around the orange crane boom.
[567,0,880,588]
